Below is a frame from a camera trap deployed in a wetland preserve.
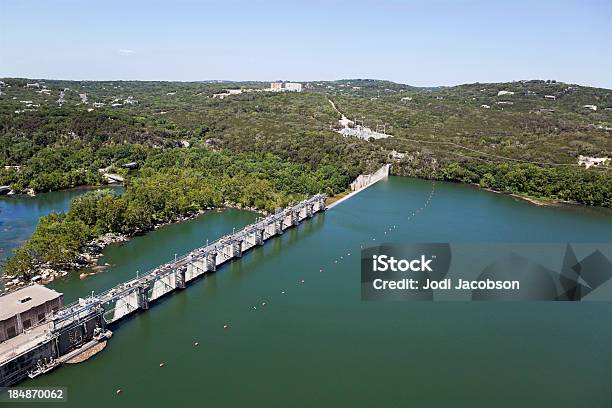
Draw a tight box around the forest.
[4,148,351,277]
[393,159,611,207]
[1,77,610,277]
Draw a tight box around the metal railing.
[52,194,326,322]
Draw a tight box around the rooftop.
[0,285,62,322]
[0,323,50,363]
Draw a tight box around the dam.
[0,194,326,386]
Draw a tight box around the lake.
[6,177,612,407]
[0,185,124,287]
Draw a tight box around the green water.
[14,177,612,407]
[0,186,124,285]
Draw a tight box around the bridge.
[57,194,326,325]
[0,194,326,386]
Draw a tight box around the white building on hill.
[284,82,302,92]
[270,82,302,92]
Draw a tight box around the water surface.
[0,185,123,284]
[14,177,612,407]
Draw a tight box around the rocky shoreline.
[2,232,129,290]
[1,204,266,292]
[475,185,572,207]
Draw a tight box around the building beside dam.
[0,285,106,387]
[0,194,326,386]
[0,285,63,342]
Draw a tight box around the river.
[0,186,124,287]
[5,177,612,407]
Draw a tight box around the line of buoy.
[122,182,438,397]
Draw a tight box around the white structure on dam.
[0,194,326,386]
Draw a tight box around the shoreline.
[1,203,265,292]
[2,175,602,210]
[474,185,574,207]
[1,174,607,292]
[328,176,595,211]
[0,182,123,198]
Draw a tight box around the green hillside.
[0,77,610,206]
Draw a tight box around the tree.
[4,247,38,278]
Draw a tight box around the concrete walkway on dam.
[327,164,391,210]
[0,194,327,387]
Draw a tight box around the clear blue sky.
[1,0,610,88]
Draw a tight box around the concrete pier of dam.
[0,194,326,387]
[328,164,390,210]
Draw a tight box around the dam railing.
[53,193,327,326]
[1,194,327,386]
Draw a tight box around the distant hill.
[0,77,610,206]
